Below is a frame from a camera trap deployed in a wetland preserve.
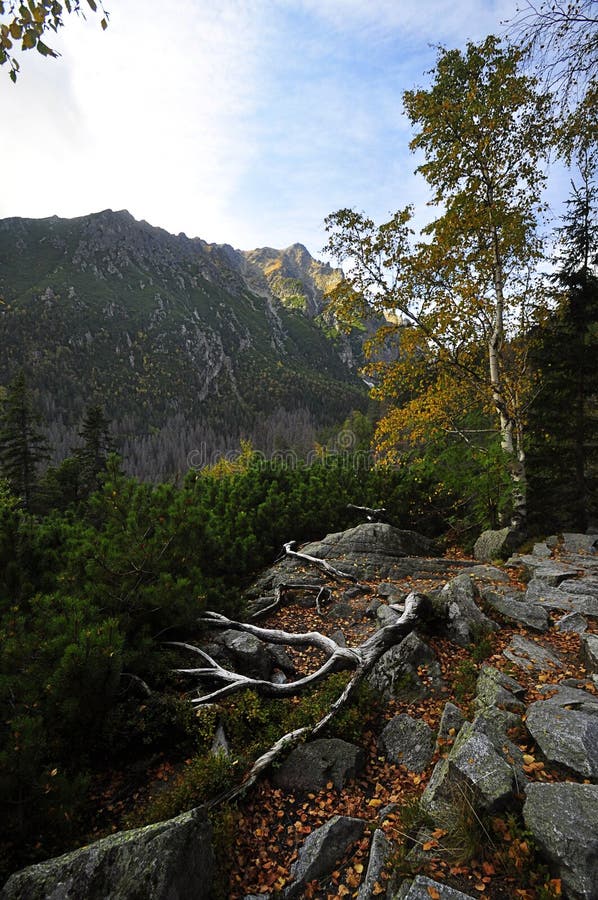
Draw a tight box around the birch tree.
[0,0,108,81]
[326,36,553,531]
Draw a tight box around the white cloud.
[0,0,540,256]
[0,0,264,240]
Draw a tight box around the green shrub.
[130,751,240,827]
[453,658,478,700]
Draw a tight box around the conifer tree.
[0,371,49,509]
[528,159,598,530]
[75,403,114,495]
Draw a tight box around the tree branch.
[195,591,432,808]
[283,540,358,583]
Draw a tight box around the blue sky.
[1,0,536,256]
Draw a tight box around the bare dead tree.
[168,591,432,806]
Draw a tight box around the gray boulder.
[503,634,563,673]
[554,611,588,633]
[561,532,598,554]
[526,579,598,616]
[329,601,354,620]
[420,723,515,822]
[329,627,348,647]
[377,582,400,598]
[356,829,392,900]
[378,714,435,772]
[0,808,214,900]
[466,564,511,583]
[284,815,365,899]
[267,643,297,676]
[369,632,443,700]
[474,665,525,713]
[437,575,498,646]
[272,738,366,793]
[582,634,598,673]
[217,630,272,679]
[435,702,467,752]
[533,564,581,586]
[471,706,528,791]
[473,527,521,562]
[395,875,476,898]
[366,597,383,618]
[525,685,598,779]
[481,588,549,632]
[523,782,598,900]
[560,576,598,598]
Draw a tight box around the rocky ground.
[3,524,598,900]
[225,525,598,899]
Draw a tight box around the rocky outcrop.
[239,242,343,319]
[0,808,214,900]
[296,523,438,582]
[0,211,370,481]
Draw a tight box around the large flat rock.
[482,587,549,632]
[272,738,365,793]
[503,635,563,673]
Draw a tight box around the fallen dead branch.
[283,540,358,583]
[249,582,332,620]
[169,590,432,807]
[347,503,388,522]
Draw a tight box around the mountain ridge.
[0,209,370,479]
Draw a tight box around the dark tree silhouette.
[0,371,49,508]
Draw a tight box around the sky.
[0,0,544,257]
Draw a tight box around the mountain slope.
[0,210,368,477]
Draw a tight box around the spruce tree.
[75,403,114,496]
[0,372,49,509]
[528,163,598,530]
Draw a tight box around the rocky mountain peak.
[238,242,343,318]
